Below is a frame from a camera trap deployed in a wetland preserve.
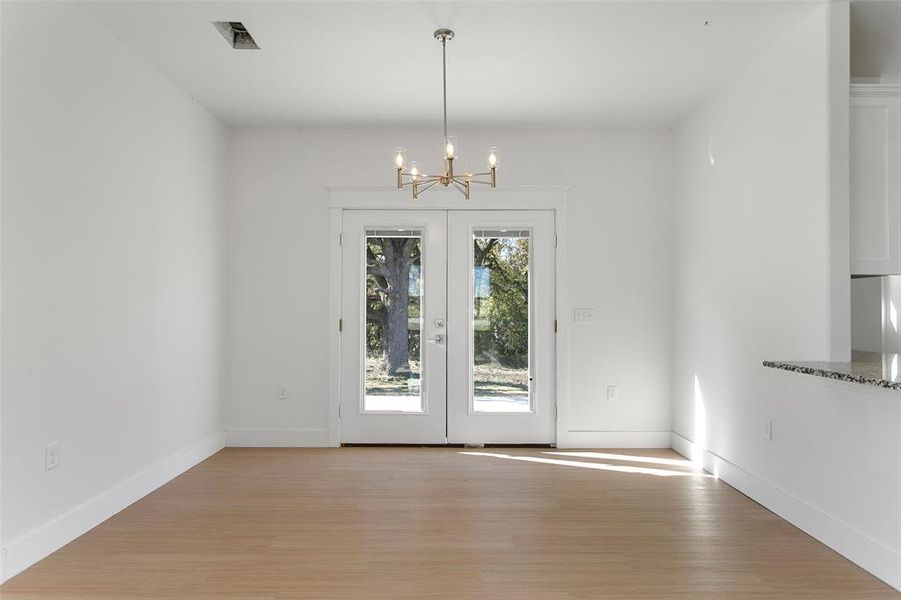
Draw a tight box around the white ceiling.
[82,1,817,128]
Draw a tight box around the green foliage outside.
[473,237,529,369]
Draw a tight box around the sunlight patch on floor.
[546,451,694,468]
[459,451,713,478]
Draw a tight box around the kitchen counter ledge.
[764,350,901,390]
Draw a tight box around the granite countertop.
[763,350,901,390]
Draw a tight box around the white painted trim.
[0,2,5,578]
[328,185,570,210]
[669,430,694,459]
[564,431,671,449]
[554,204,571,448]
[670,432,901,591]
[851,84,901,98]
[328,187,570,445]
[1,429,225,583]
[327,208,343,447]
[225,428,329,447]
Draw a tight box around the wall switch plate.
[763,419,774,442]
[278,386,289,400]
[45,442,60,471]
[573,308,595,324]
[607,385,617,402]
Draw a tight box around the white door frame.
[327,185,570,447]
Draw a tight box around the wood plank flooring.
[1,447,898,599]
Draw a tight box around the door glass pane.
[472,229,531,413]
[364,230,424,412]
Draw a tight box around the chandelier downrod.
[434,27,453,140]
[442,35,447,140]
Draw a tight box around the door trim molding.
[328,185,569,210]
[328,207,342,446]
[327,187,569,446]
[553,203,571,448]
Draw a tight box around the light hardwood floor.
[1,447,898,599]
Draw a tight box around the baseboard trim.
[669,432,900,591]
[564,430,671,448]
[669,431,694,460]
[2,429,225,583]
[225,428,329,447]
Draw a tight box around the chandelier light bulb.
[488,146,498,168]
[394,147,406,169]
[445,136,457,159]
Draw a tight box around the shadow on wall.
[852,276,901,357]
[851,1,901,83]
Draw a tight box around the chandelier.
[394,29,498,200]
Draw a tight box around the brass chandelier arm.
[454,173,496,185]
[414,179,441,197]
[451,179,470,199]
[400,177,440,189]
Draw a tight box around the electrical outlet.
[607,385,617,402]
[763,419,774,442]
[278,386,289,400]
[573,308,595,324]
[45,442,60,471]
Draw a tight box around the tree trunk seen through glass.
[366,236,422,397]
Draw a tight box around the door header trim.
[328,185,569,210]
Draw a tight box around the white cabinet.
[850,85,901,275]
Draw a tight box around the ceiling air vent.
[212,21,259,50]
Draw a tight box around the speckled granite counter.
[763,350,901,390]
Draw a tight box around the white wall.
[1,2,226,580]
[225,128,673,447]
[673,2,832,443]
[672,3,900,588]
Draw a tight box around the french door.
[339,209,555,444]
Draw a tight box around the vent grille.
[212,21,259,50]
[474,229,531,239]
[366,229,421,238]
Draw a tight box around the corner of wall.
[828,0,852,362]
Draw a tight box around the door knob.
[434,333,445,344]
